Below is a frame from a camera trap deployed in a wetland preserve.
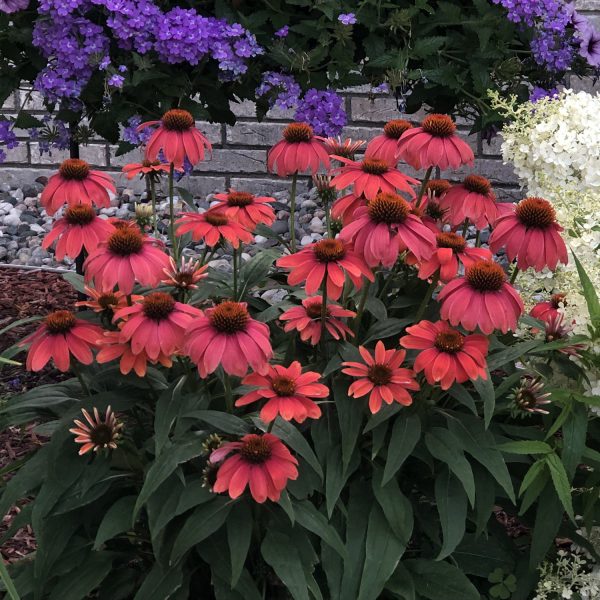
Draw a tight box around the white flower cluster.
[534,551,600,600]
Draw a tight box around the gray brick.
[196,149,266,174]
[226,122,283,147]
[441,158,520,185]
[184,176,228,197]
[28,143,70,165]
[79,144,108,167]
[229,177,308,195]
[481,133,504,157]
[1,93,16,111]
[350,96,403,123]
[569,75,600,94]
[108,146,144,168]
[18,89,46,112]
[576,0,600,9]
[231,99,256,118]
[196,121,223,145]
[2,144,28,163]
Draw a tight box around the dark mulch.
[0,267,76,562]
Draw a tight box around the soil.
[0,267,77,562]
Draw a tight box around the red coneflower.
[161,256,208,290]
[75,286,139,314]
[41,159,116,216]
[96,328,173,377]
[211,190,276,230]
[437,260,524,334]
[365,119,413,165]
[268,122,330,176]
[236,361,328,423]
[42,204,114,261]
[330,156,418,200]
[530,293,567,323]
[276,239,374,301]
[331,193,367,226]
[426,179,452,199]
[279,295,355,345]
[489,197,568,272]
[342,341,419,414]
[69,406,122,456]
[19,310,103,372]
[323,136,366,160]
[122,159,172,180]
[184,301,272,378]
[210,433,298,503]
[113,292,202,360]
[417,232,493,282]
[543,313,586,357]
[84,226,170,295]
[400,320,489,390]
[139,109,212,169]
[438,175,499,229]
[340,192,436,267]
[175,210,253,248]
[397,114,474,171]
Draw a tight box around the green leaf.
[497,441,553,455]
[261,530,309,600]
[364,318,412,344]
[365,296,387,321]
[372,469,413,546]
[425,428,475,507]
[572,250,600,328]
[325,445,346,518]
[227,502,252,587]
[154,376,188,454]
[188,410,251,436]
[61,271,86,294]
[238,249,281,298]
[385,563,415,600]
[133,562,184,600]
[544,453,575,522]
[382,412,421,485]
[0,558,20,600]
[294,500,347,559]
[448,384,477,414]
[473,372,495,428]
[404,559,479,600]
[413,36,447,58]
[486,341,541,371]
[529,484,564,569]
[518,459,547,497]
[561,402,588,479]
[170,498,232,563]
[453,535,515,578]
[175,186,197,212]
[334,378,363,471]
[435,469,467,560]
[94,495,136,549]
[48,553,112,600]
[357,504,405,600]
[134,438,205,519]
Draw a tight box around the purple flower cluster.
[491,0,574,71]
[29,116,70,156]
[294,89,347,137]
[529,86,559,102]
[121,115,153,146]
[0,120,18,164]
[0,0,28,12]
[338,13,356,26]
[256,72,302,110]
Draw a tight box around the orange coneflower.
[365,119,413,165]
[76,286,139,314]
[122,159,172,180]
[69,406,123,455]
[439,175,499,230]
[175,210,253,248]
[161,256,208,290]
[211,190,276,230]
[323,136,366,160]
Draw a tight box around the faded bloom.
[69,406,122,455]
[510,376,552,416]
[161,256,208,290]
[323,136,365,160]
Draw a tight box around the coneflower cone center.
[227,192,254,207]
[45,310,76,334]
[283,122,313,143]
[210,301,249,333]
[426,201,445,220]
[466,262,505,292]
[143,292,175,320]
[142,159,162,167]
[551,293,567,309]
[434,330,464,353]
[515,197,556,228]
[305,301,329,319]
[361,158,388,175]
[90,423,116,446]
[64,204,96,225]
[384,119,412,139]
[271,376,297,396]
[463,175,492,195]
[172,272,195,287]
[516,389,538,409]
[97,293,119,309]
[59,158,90,181]
[426,179,451,197]
[368,193,410,224]
[313,239,346,262]
[368,363,392,386]
[240,436,272,463]
[421,114,456,137]
[161,109,194,131]
[205,212,229,226]
[436,232,466,252]
[107,228,144,255]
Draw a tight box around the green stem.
[223,373,234,413]
[233,246,239,300]
[266,418,276,434]
[289,172,298,252]
[461,219,469,238]
[72,362,91,398]
[414,166,433,208]
[414,273,439,322]
[199,245,209,266]
[168,163,178,260]
[378,261,401,299]
[0,558,20,600]
[510,266,519,284]
[352,278,372,341]
[320,277,328,356]
[475,230,481,247]
[148,175,158,236]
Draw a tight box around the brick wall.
[1,0,599,200]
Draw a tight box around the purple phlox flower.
[371,82,389,94]
[275,25,289,38]
[338,13,356,25]
[529,86,559,103]
[256,71,302,110]
[579,26,600,67]
[0,120,18,164]
[108,74,125,88]
[28,116,70,156]
[121,115,153,146]
[0,0,29,13]
[118,64,127,73]
[294,89,347,137]
[99,56,111,70]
